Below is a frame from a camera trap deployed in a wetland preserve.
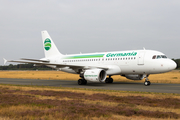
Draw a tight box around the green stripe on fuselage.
[64,54,104,59]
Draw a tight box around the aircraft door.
[138,51,145,65]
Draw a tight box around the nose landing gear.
[144,76,151,86]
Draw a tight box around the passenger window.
[152,55,156,59]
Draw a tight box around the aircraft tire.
[83,79,87,85]
[148,81,151,85]
[78,79,87,85]
[144,81,150,86]
[105,78,113,83]
[78,79,83,85]
[109,78,113,83]
[105,78,109,83]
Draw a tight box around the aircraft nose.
[168,60,177,70]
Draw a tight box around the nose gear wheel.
[144,76,151,86]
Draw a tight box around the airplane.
[3,30,177,86]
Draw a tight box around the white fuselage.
[47,49,176,76]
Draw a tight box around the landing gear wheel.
[83,80,87,85]
[109,78,113,83]
[78,79,87,85]
[144,75,151,86]
[105,78,109,83]
[144,81,149,86]
[78,79,83,85]
[105,77,113,83]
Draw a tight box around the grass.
[0,84,179,120]
[0,70,180,119]
[0,70,180,84]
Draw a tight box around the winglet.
[3,58,7,65]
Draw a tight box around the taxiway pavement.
[0,78,180,93]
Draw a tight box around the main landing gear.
[105,76,113,83]
[144,76,151,86]
[78,79,87,85]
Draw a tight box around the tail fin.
[41,31,63,58]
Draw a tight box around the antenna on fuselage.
[143,47,146,50]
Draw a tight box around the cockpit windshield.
[152,55,167,59]
[161,55,167,58]
[157,55,161,59]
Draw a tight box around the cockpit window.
[161,55,167,58]
[152,55,156,59]
[152,55,167,59]
[157,55,161,59]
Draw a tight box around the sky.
[1,0,180,65]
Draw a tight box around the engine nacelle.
[84,69,107,82]
[122,74,144,80]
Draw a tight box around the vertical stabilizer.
[41,31,63,58]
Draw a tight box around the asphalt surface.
[0,78,180,94]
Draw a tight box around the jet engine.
[122,74,144,80]
[83,69,107,82]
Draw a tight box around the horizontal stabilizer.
[3,58,7,65]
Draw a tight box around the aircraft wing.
[3,58,109,70]
[20,58,50,62]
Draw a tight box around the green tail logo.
[44,38,51,51]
